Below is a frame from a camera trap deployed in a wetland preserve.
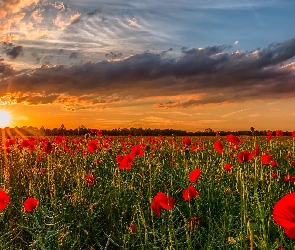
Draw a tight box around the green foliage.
[0,134,294,249]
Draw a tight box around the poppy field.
[1,130,295,249]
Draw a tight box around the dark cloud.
[1,37,295,107]
[69,52,78,59]
[0,61,15,77]
[105,52,123,60]
[6,45,23,59]
[87,9,101,16]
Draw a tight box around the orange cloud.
[0,0,39,38]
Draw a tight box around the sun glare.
[0,110,11,128]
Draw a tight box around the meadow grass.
[0,134,294,249]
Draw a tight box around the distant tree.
[205,128,214,133]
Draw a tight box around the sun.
[0,110,11,128]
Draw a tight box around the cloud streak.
[0,37,295,109]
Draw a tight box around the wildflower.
[226,134,240,145]
[183,185,199,201]
[150,192,176,217]
[40,169,46,174]
[0,190,9,210]
[44,141,53,154]
[237,150,253,163]
[271,173,278,179]
[119,154,134,170]
[267,131,272,141]
[182,137,191,146]
[87,140,100,153]
[86,174,95,186]
[116,155,124,163]
[130,223,136,233]
[252,143,260,157]
[271,160,278,167]
[189,168,201,182]
[261,154,272,165]
[276,130,283,136]
[131,145,144,157]
[273,192,295,238]
[20,139,35,150]
[54,136,64,145]
[284,174,291,182]
[24,198,38,212]
[224,163,232,172]
[213,140,223,153]
[191,144,197,151]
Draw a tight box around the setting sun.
[0,110,11,128]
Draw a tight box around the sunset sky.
[1,0,295,132]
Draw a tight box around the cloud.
[0,0,38,35]
[0,37,295,108]
[69,52,78,59]
[0,61,15,77]
[6,45,24,59]
[222,108,250,118]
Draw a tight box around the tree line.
[8,125,294,137]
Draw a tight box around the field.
[1,130,295,249]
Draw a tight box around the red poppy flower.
[284,174,291,182]
[237,150,253,163]
[24,197,38,212]
[276,130,283,136]
[54,136,64,145]
[86,174,94,186]
[224,163,232,172]
[97,130,103,136]
[271,160,278,167]
[87,140,100,153]
[40,169,46,174]
[261,154,272,165]
[119,154,134,170]
[154,191,176,210]
[189,169,201,182]
[150,192,176,217]
[44,141,53,154]
[182,137,191,146]
[20,139,35,150]
[292,131,295,138]
[252,143,260,157]
[130,223,136,233]
[131,145,144,157]
[116,155,124,163]
[267,131,272,141]
[273,192,295,238]
[271,173,278,179]
[183,185,199,201]
[226,134,240,145]
[0,190,10,210]
[213,140,223,153]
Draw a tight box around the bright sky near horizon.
[0,0,295,131]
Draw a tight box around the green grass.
[0,134,295,249]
